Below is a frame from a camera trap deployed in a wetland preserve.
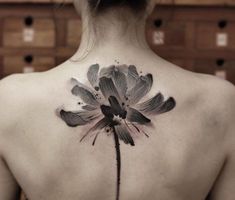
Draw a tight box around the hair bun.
[88,0,148,12]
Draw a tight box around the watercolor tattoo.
[57,64,176,200]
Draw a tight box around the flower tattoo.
[57,64,176,200]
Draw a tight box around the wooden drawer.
[171,0,235,5]
[146,17,188,49]
[196,21,235,50]
[3,55,55,76]
[56,57,69,65]
[3,16,55,47]
[66,19,82,47]
[0,56,3,78]
[194,59,235,84]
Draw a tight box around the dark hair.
[88,0,148,13]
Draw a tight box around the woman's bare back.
[1,0,235,198]
[1,56,234,200]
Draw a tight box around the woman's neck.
[70,11,153,63]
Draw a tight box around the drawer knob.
[24,16,34,27]
[216,59,225,66]
[154,19,163,28]
[218,20,227,29]
[24,55,34,64]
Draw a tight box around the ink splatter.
[57,64,176,200]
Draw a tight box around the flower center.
[100,96,127,124]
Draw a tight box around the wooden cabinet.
[145,6,235,85]
[67,19,82,47]
[147,19,188,49]
[0,0,235,5]
[196,21,235,50]
[3,17,55,47]
[3,55,55,76]
[0,2,235,83]
[0,3,79,77]
[194,59,235,84]
[171,0,235,5]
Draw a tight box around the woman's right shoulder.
[0,74,26,103]
[0,73,36,99]
[0,74,28,149]
[0,73,47,120]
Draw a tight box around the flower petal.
[117,65,129,74]
[72,86,100,107]
[108,96,122,112]
[80,117,110,142]
[100,105,114,119]
[112,69,128,98]
[87,64,100,90]
[82,105,97,111]
[127,74,153,105]
[152,97,176,114]
[114,124,135,146]
[108,96,127,119]
[136,93,164,113]
[99,77,120,100]
[60,109,100,127]
[99,65,115,78]
[92,117,110,130]
[127,107,151,124]
[127,65,139,89]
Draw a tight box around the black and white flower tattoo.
[58,64,176,200]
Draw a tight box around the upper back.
[0,58,233,200]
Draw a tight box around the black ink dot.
[95,86,99,91]
[123,111,127,119]
[122,102,125,106]
[115,60,120,64]
[78,102,81,105]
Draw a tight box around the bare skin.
[0,1,235,200]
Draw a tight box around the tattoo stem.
[113,128,121,200]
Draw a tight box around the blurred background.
[0,0,235,84]
[0,0,234,198]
